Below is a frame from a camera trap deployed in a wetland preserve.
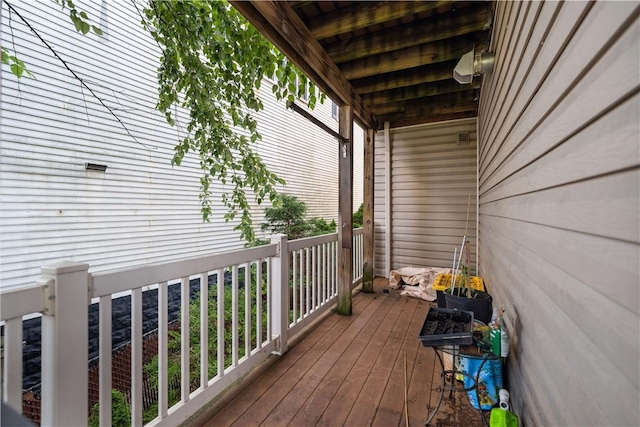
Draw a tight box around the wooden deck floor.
[201,277,484,427]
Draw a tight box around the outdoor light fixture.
[85,163,108,172]
[453,48,495,84]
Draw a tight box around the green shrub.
[88,389,131,427]
[307,217,336,236]
[260,194,308,240]
[142,268,268,422]
[254,194,362,244]
[352,203,364,228]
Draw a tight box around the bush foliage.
[88,389,131,427]
[257,194,362,243]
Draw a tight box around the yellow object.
[432,274,485,292]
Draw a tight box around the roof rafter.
[361,79,480,105]
[370,92,476,116]
[325,6,489,64]
[341,33,483,80]
[306,1,449,40]
[351,60,458,94]
[230,0,378,129]
[389,111,478,128]
[377,102,478,125]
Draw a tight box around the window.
[331,102,338,120]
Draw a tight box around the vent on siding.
[85,163,108,172]
[457,132,470,146]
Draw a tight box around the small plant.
[250,193,358,245]
[307,217,337,236]
[142,270,268,423]
[260,194,308,240]
[245,238,271,247]
[88,389,131,427]
[451,242,477,299]
[352,203,364,228]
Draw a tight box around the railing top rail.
[92,243,278,298]
[288,232,338,252]
[353,227,364,236]
[0,282,45,320]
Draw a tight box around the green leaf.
[10,63,22,78]
[79,11,88,19]
[92,25,103,36]
[142,0,324,242]
[71,16,83,32]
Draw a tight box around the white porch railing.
[0,230,364,427]
[353,227,364,282]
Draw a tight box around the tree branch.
[3,0,153,150]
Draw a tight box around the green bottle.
[489,327,501,357]
[489,308,501,357]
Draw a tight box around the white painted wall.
[478,1,639,425]
[0,0,362,289]
[374,119,478,276]
[352,123,364,212]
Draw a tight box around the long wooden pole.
[337,105,354,315]
[362,128,375,293]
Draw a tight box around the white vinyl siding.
[352,124,364,212]
[373,129,386,277]
[478,1,639,426]
[0,0,360,289]
[374,119,477,276]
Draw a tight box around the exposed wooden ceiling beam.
[229,2,337,98]
[361,80,480,105]
[325,6,489,64]
[306,1,449,40]
[370,92,476,116]
[389,111,478,129]
[352,60,458,94]
[230,0,378,129]
[341,33,482,80]
[378,101,478,124]
[289,1,313,9]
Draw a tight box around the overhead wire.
[2,0,153,150]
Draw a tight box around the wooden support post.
[338,105,354,315]
[384,122,392,277]
[362,128,375,293]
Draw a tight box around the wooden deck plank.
[261,293,396,426]
[205,295,370,426]
[315,296,410,426]
[406,336,438,427]
[201,278,484,427]
[343,295,419,426]
[229,291,387,426]
[287,292,398,426]
[371,297,430,427]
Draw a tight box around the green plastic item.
[489,328,501,357]
[489,408,519,427]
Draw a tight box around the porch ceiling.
[230,1,494,129]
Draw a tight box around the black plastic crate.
[418,307,474,347]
